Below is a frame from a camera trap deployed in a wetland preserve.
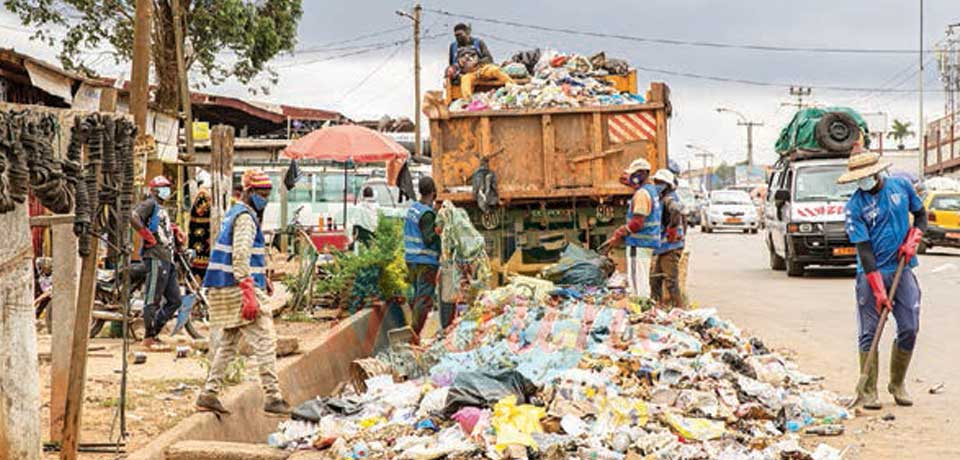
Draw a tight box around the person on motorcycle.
[197,169,290,416]
[131,175,185,348]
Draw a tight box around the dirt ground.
[38,315,336,459]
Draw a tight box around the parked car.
[700,189,759,233]
[920,190,960,253]
[676,186,700,226]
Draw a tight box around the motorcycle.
[35,248,209,340]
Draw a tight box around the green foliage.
[314,217,409,303]
[3,0,303,92]
[887,119,916,148]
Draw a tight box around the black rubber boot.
[857,350,882,410]
[888,345,914,406]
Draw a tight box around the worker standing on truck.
[837,152,926,409]
[600,159,661,298]
[196,169,290,416]
[131,175,185,349]
[405,177,442,338]
[448,23,493,67]
[650,169,685,309]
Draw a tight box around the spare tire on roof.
[814,112,860,152]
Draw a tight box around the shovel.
[852,255,907,408]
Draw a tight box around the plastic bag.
[451,406,488,436]
[662,411,726,441]
[540,244,614,287]
[492,395,545,451]
[417,387,449,417]
[442,370,539,416]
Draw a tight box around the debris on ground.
[267,277,851,459]
[928,382,945,394]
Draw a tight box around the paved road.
[686,229,960,460]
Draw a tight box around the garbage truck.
[423,77,672,277]
[764,108,869,277]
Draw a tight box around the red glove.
[865,271,890,315]
[138,227,157,247]
[666,227,680,242]
[598,226,630,254]
[898,227,923,260]
[171,223,186,246]
[239,277,259,321]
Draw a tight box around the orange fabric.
[242,169,272,190]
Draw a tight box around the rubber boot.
[195,392,231,415]
[858,351,882,410]
[888,345,914,406]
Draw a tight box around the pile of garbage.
[269,276,850,459]
[451,49,646,112]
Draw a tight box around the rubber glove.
[666,227,680,243]
[898,227,923,260]
[138,227,157,247]
[598,226,630,255]
[239,277,259,321]
[865,271,890,315]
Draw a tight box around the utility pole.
[788,86,812,109]
[396,3,423,159]
[130,0,152,135]
[918,0,925,178]
[171,0,194,159]
[716,107,762,167]
[687,143,715,192]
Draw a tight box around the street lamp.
[716,107,763,167]
[686,143,716,192]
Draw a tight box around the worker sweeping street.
[599,159,661,298]
[405,177,441,337]
[131,176,184,349]
[197,169,290,416]
[838,151,926,409]
[650,169,685,309]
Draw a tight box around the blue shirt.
[844,176,923,274]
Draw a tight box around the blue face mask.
[250,193,268,212]
[857,175,878,191]
[655,183,667,194]
[157,187,171,200]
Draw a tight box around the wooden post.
[59,236,99,460]
[48,224,80,442]
[209,125,236,235]
[130,0,152,135]
[171,0,194,159]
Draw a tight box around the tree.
[4,0,303,110]
[714,161,736,187]
[887,119,916,150]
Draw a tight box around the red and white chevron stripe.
[608,112,657,144]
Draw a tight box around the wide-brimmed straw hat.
[836,152,891,184]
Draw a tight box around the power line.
[295,25,408,53]
[276,33,443,69]
[632,64,947,93]
[427,8,953,55]
[336,45,404,104]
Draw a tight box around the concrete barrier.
[129,303,405,460]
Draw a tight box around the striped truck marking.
[608,111,657,144]
[795,204,845,217]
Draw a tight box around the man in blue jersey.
[600,158,662,298]
[405,177,442,338]
[837,151,926,410]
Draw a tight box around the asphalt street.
[686,229,960,459]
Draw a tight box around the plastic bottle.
[785,420,802,433]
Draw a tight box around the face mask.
[157,187,171,200]
[857,175,878,191]
[250,193,268,212]
[655,183,667,194]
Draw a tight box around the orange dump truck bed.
[427,82,671,204]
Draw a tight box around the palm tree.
[887,119,916,150]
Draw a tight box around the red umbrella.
[282,124,409,163]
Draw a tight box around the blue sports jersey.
[844,176,923,274]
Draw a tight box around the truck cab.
[765,157,859,276]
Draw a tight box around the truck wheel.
[815,112,860,152]
[786,255,805,277]
[769,236,786,271]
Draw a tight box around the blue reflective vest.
[203,204,267,289]
[404,202,440,266]
[655,190,685,255]
[625,183,662,249]
[449,38,481,65]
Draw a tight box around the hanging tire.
[185,318,205,340]
[769,236,786,271]
[815,112,860,152]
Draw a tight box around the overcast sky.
[2,0,956,167]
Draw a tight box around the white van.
[764,157,859,277]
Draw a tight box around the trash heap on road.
[269,276,850,460]
[450,50,646,112]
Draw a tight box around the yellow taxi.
[920,191,960,253]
